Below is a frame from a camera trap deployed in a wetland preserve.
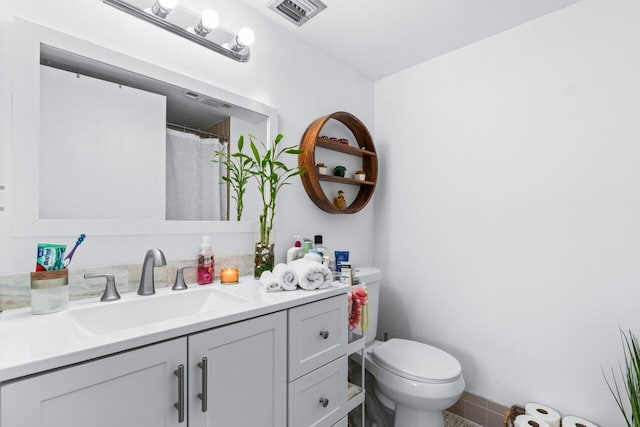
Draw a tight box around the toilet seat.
[372,338,462,384]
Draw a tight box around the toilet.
[352,267,465,427]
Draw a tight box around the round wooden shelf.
[298,112,378,214]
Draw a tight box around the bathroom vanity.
[0,278,351,426]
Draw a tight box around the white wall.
[0,0,374,273]
[374,0,639,424]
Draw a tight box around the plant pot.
[254,242,275,279]
[317,166,327,175]
[354,173,365,181]
[334,170,345,177]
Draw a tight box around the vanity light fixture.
[102,0,253,62]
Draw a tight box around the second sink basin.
[69,286,250,336]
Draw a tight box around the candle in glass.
[220,267,239,284]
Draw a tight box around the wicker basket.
[504,405,525,426]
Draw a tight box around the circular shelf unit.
[299,112,378,214]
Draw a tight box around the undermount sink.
[69,287,250,336]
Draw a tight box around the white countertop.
[0,277,349,383]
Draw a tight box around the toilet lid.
[372,338,462,384]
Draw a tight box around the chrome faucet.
[138,248,167,296]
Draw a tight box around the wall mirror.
[11,19,277,237]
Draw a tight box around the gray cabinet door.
[0,338,187,427]
[188,311,287,427]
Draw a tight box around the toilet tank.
[352,267,381,345]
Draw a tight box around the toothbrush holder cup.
[30,269,69,314]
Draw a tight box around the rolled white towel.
[272,263,298,291]
[288,258,332,290]
[259,270,283,292]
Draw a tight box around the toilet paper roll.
[525,403,561,427]
[562,415,598,427]
[514,414,551,427]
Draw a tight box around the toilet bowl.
[364,339,465,426]
[352,267,465,427]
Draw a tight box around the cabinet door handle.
[319,397,329,408]
[319,330,330,339]
[174,364,185,423]
[197,357,208,412]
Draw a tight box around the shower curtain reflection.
[166,129,226,220]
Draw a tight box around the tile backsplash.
[0,254,253,312]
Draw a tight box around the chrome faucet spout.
[138,248,167,296]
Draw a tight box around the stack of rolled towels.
[514,403,597,427]
[260,258,334,292]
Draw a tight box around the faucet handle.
[173,265,198,291]
[85,273,121,302]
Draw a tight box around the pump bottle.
[197,236,214,285]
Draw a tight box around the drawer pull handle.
[319,397,329,408]
[174,364,185,423]
[197,357,208,413]
[319,330,330,339]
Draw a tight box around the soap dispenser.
[197,236,214,285]
[286,235,303,263]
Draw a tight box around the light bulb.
[200,9,219,31]
[193,8,219,37]
[158,0,178,8]
[151,0,177,18]
[237,27,255,46]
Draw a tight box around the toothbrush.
[63,234,86,268]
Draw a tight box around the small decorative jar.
[354,171,366,181]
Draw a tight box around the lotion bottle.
[197,236,214,285]
[286,235,303,263]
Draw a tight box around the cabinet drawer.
[289,295,348,380]
[332,416,348,427]
[288,356,348,427]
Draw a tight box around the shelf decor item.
[333,165,346,177]
[316,162,327,175]
[246,133,305,278]
[333,190,347,209]
[298,111,378,214]
[354,170,366,181]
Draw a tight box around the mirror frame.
[11,19,277,237]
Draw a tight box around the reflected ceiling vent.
[268,0,327,26]
[198,95,232,109]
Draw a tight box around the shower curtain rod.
[166,122,229,140]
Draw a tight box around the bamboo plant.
[247,133,305,246]
[212,135,252,221]
[604,329,640,427]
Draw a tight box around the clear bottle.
[197,236,214,285]
[314,235,333,269]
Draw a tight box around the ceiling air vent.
[268,0,327,26]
